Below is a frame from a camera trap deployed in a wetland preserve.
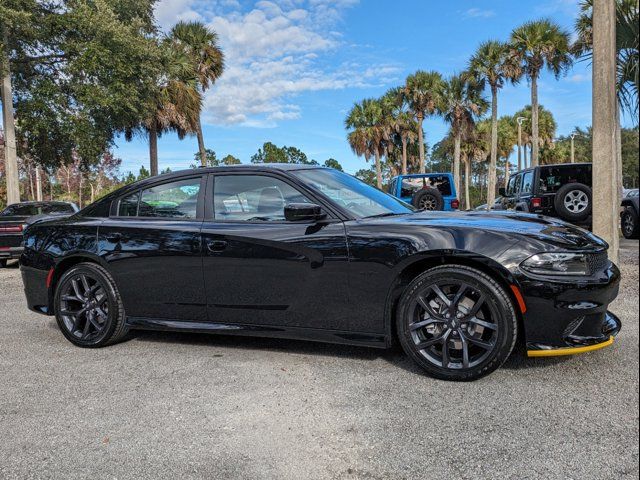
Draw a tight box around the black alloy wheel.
[54,263,128,347]
[413,188,444,211]
[621,208,639,239]
[397,265,517,381]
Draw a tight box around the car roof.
[8,201,74,206]
[513,162,592,174]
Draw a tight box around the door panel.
[201,221,349,329]
[99,219,205,320]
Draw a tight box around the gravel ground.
[1,242,638,480]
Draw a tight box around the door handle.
[106,233,122,243]
[206,239,228,253]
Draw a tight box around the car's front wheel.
[54,262,128,347]
[396,265,518,381]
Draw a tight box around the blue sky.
[116,0,599,175]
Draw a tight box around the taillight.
[451,199,460,210]
[0,225,23,233]
[531,198,542,209]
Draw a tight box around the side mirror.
[498,187,507,197]
[284,203,326,222]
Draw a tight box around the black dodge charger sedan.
[20,165,621,381]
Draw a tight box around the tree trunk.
[487,84,498,210]
[78,176,83,209]
[374,151,383,190]
[417,115,425,173]
[1,25,20,205]
[28,166,35,201]
[196,115,207,167]
[401,136,408,175]
[149,124,159,176]
[453,130,462,198]
[531,74,540,167]
[592,0,619,264]
[464,155,471,211]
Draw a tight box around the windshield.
[292,168,415,218]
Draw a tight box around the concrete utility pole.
[592,0,619,264]
[517,117,525,171]
[1,26,20,205]
[570,133,582,163]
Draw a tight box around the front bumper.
[517,262,622,355]
[0,246,24,261]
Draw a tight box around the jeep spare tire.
[413,187,444,211]
[554,183,592,222]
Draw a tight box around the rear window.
[41,204,74,214]
[400,175,452,197]
[539,165,592,193]
[1,204,39,216]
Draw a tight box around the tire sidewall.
[554,183,592,222]
[396,266,517,381]
[622,208,639,239]
[54,264,119,347]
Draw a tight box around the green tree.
[345,98,394,188]
[383,87,418,175]
[441,73,488,196]
[513,105,557,165]
[323,158,343,171]
[402,71,445,173]
[191,148,217,167]
[468,40,521,209]
[574,0,639,119]
[1,0,165,203]
[355,168,377,187]
[510,19,573,166]
[169,21,225,166]
[221,154,241,165]
[496,116,518,187]
[621,127,639,187]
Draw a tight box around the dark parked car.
[20,165,621,381]
[500,163,593,226]
[0,201,78,267]
[621,189,639,239]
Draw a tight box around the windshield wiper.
[364,212,404,219]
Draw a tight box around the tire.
[621,207,639,239]
[396,265,518,381]
[554,183,592,222]
[413,188,444,211]
[54,262,128,347]
[0,260,7,268]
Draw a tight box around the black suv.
[500,163,593,226]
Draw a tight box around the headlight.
[521,252,590,276]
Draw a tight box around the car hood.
[368,210,607,250]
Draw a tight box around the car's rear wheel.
[622,207,639,239]
[554,183,592,222]
[413,188,444,211]
[396,265,517,381]
[54,262,128,347]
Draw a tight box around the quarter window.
[118,192,140,217]
[214,175,312,221]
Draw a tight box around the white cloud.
[567,73,590,83]
[154,0,399,127]
[463,8,496,19]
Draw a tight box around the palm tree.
[403,71,445,173]
[441,73,488,196]
[513,105,557,165]
[496,116,518,188]
[468,41,520,210]
[384,87,418,175]
[510,20,572,167]
[345,99,390,189]
[574,0,639,119]
[128,41,202,176]
[169,21,225,167]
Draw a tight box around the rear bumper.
[0,246,24,260]
[518,262,621,352]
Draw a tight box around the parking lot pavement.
[0,246,638,480]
